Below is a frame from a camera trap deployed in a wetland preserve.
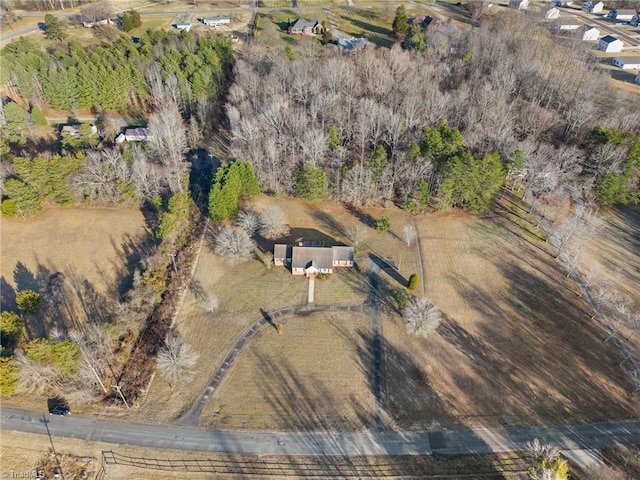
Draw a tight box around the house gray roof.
[125,127,151,137]
[274,244,292,259]
[337,37,369,50]
[600,35,620,43]
[615,56,640,64]
[290,18,318,30]
[616,9,637,15]
[555,17,580,25]
[332,246,354,263]
[292,246,333,271]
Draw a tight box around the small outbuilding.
[598,34,623,52]
[613,56,640,69]
[635,71,640,85]
[174,22,192,31]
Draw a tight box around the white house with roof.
[613,56,640,69]
[581,1,604,13]
[552,17,582,30]
[509,0,529,10]
[115,127,153,143]
[607,9,637,21]
[546,7,560,19]
[579,26,600,40]
[598,34,623,52]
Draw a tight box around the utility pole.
[113,384,130,409]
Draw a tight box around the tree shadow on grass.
[307,205,347,240]
[344,203,377,229]
[449,259,638,426]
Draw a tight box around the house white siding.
[613,56,640,69]
[598,35,623,52]
[546,7,560,19]
[509,0,529,9]
[581,27,599,40]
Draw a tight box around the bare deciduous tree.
[403,224,417,247]
[403,297,442,337]
[156,330,199,389]
[346,223,368,246]
[203,294,219,313]
[259,206,290,240]
[13,351,59,396]
[214,225,255,264]
[236,210,260,236]
[148,105,188,193]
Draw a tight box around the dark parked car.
[50,406,70,416]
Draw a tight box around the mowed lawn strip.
[201,311,373,431]
[384,214,638,430]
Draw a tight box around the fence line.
[101,450,528,478]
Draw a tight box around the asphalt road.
[3,406,640,456]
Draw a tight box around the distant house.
[115,127,152,143]
[631,14,640,26]
[554,0,573,6]
[83,18,113,28]
[578,25,600,40]
[612,56,640,69]
[337,37,370,50]
[581,1,604,13]
[509,0,529,10]
[200,16,231,27]
[607,9,637,21]
[287,18,324,35]
[598,34,623,52]
[546,7,560,19]
[552,17,582,30]
[174,22,192,31]
[635,71,640,85]
[61,124,97,136]
[274,244,354,276]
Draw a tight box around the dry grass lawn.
[200,310,372,431]
[384,207,638,430]
[0,207,149,307]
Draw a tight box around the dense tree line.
[1,31,232,114]
[227,12,639,209]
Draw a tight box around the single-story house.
[607,9,637,21]
[635,71,640,85]
[578,25,600,40]
[83,18,113,28]
[631,14,640,26]
[612,56,640,69]
[509,0,529,10]
[554,0,573,6]
[115,127,152,143]
[274,244,354,276]
[287,18,324,35]
[338,37,370,50]
[581,1,604,13]
[200,16,230,27]
[174,22,192,31]
[552,17,582,30]
[598,34,623,52]
[546,7,560,19]
[61,124,97,136]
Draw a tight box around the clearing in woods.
[138,195,638,430]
